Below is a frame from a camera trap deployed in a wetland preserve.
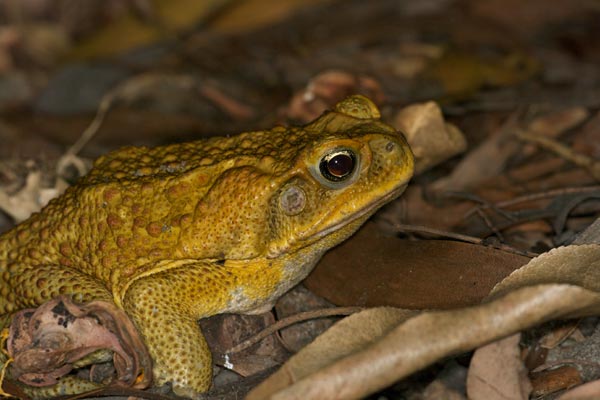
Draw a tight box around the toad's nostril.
[385,141,395,152]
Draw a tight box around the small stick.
[393,223,537,257]
[516,131,600,181]
[224,307,364,355]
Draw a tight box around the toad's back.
[0,125,322,311]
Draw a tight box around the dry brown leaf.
[275,285,336,353]
[517,132,600,181]
[305,223,528,309]
[490,245,600,298]
[246,307,416,400]
[0,27,19,72]
[538,321,580,349]
[559,378,600,399]
[6,296,151,392]
[430,117,518,193]
[530,365,582,398]
[528,107,589,138]
[394,101,467,174]
[574,219,600,245]
[248,284,600,400]
[422,379,466,400]
[18,24,71,68]
[504,157,566,184]
[432,108,589,193]
[466,333,532,400]
[200,312,288,378]
[68,0,230,60]
[208,0,333,34]
[251,241,600,400]
[284,70,385,123]
[469,0,593,37]
[380,185,476,232]
[572,110,600,158]
[518,106,590,157]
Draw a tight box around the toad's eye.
[319,150,357,182]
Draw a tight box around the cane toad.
[0,95,414,397]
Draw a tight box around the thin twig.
[516,131,600,181]
[223,307,364,355]
[532,359,600,374]
[553,194,600,234]
[463,186,600,220]
[496,186,600,209]
[475,208,505,242]
[55,91,116,180]
[65,91,115,157]
[393,223,537,257]
[443,191,515,222]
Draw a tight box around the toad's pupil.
[328,153,354,177]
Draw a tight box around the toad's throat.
[267,183,409,259]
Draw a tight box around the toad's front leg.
[122,262,234,398]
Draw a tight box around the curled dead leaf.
[252,241,600,399]
[6,296,151,392]
[490,245,600,298]
[249,284,600,400]
[246,307,416,400]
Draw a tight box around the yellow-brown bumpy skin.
[0,95,414,398]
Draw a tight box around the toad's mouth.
[308,183,408,241]
[266,183,408,259]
